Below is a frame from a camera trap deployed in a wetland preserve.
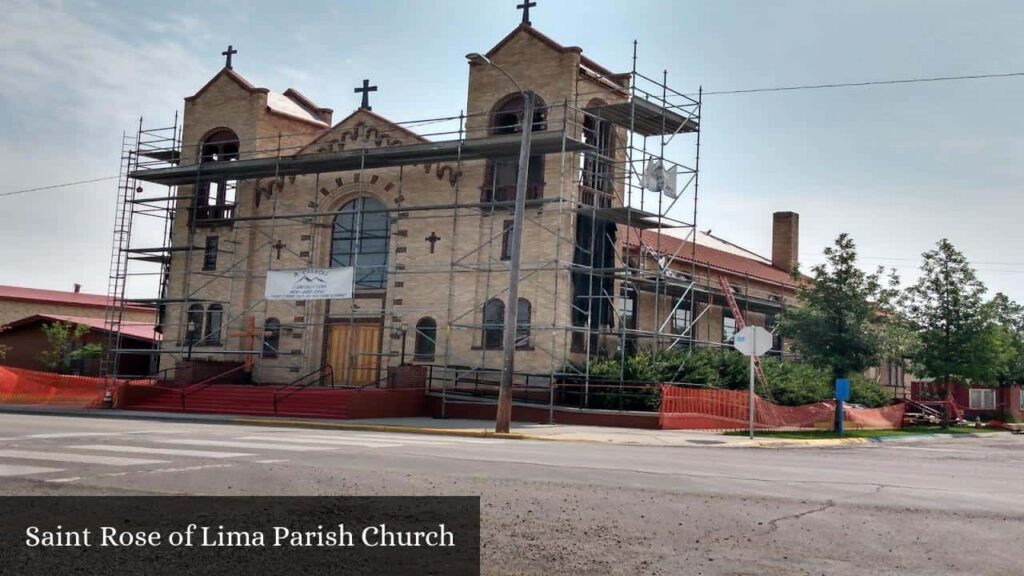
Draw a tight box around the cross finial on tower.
[517,1,536,26]
[354,79,378,111]
[221,45,238,69]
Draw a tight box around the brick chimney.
[73,283,82,294]
[771,212,799,273]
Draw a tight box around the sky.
[1,0,1023,301]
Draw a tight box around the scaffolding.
[102,44,783,404]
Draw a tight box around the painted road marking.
[235,435,403,448]
[70,444,254,459]
[0,463,65,477]
[153,439,334,452]
[0,449,168,466]
[20,432,132,439]
[289,433,503,445]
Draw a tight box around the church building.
[128,11,799,390]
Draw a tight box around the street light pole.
[496,90,534,434]
[465,53,534,434]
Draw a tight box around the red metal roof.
[3,313,160,342]
[0,285,154,313]
[624,229,802,290]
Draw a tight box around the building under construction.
[105,22,801,407]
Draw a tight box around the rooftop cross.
[354,79,378,111]
[517,1,536,26]
[221,45,237,69]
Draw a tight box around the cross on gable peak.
[221,44,238,69]
[354,79,378,111]
[517,1,537,26]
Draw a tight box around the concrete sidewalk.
[0,404,995,448]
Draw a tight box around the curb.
[234,418,530,440]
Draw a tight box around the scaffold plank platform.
[585,98,698,136]
[131,131,592,186]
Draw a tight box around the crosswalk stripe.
[0,463,64,477]
[336,433,503,445]
[263,432,500,445]
[153,439,334,452]
[235,435,403,448]
[70,445,254,459]
[0,449,168,466]
[20,432,130,439]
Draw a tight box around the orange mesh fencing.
[659,385,905,430]
[0,365,109,406]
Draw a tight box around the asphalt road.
[0,413,1021,575]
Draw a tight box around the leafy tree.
[906,239,1001,386]
[988,292,1024,386]
[38,322,103,373]
[779,234,895,378]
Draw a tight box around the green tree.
[780,234,895,378]
[988,292,1024,386]
[906,239,1000,386]
[38,322,103,373]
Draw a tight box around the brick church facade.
[145,23,800,386]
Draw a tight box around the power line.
[697,71,1024,96]
[0,176,118,198]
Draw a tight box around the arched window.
[482,299,505,350]
[483,93,547,204]
[204,304,223,345]
[263,317,281,356]
[196,128,239,221]
[515,298,531,349]
[414,317,437,361]
[331,196,389,290]
[186,304,204,345]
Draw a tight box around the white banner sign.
[264,268,353,300]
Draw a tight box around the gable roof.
[0,285,154,314]
[4,314,160,342]
[295,108,429,155]
[485,25,629,84]
[625,229,801,290]
[185,68,330,128]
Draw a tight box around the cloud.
[0,0,211,138]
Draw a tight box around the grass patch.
[723,426,1003,439]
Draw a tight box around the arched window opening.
[196,129,239,221]
[482,299,505,350]
[482,94,547,204]
[414,317,437,361]
[262,317,281,356]
[204,304,223,345]
[581,107,615,206]
[186,304,204,345]
[516,298,531,349]
[331,196,389,290]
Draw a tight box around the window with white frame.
[1019,389,1023,412]
[969,388,996,410]
[722,312,737,344]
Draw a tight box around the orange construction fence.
[0,365,110,406]
[659,385,905,430]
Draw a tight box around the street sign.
[732,326,773,357]
[835,378,850,402]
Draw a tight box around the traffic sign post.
[733,326,773,439]
[834,378,850,437]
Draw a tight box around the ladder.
[718,275,770,391]
[99,129,140,381]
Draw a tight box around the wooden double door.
[326,321,382,386]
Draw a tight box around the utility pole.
[496,91,534,433]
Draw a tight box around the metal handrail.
[272,365,334,412]
[180,364,248,409]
